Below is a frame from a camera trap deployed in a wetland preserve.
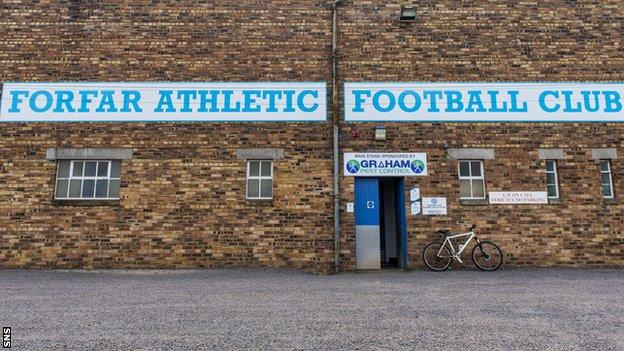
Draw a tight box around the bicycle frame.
[437,230,477,263]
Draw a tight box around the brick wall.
[0,1,336,272]
[338,1,624,269]
[1,0,623,271]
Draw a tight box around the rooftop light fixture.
[399,5,417,22]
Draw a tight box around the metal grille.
[356,225,381,270]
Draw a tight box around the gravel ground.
[1,268,623,350]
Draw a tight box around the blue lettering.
[8,90,29,112]
[29,91,53,113]
[508,90,528,112]
[487,91,508,112]
[372,90,396,113]
[177,90,197,113]
[53,90,75,113]
[95,90,118,113]
[603,91,622,113]
[398,90,421,113]
[154,90,176,113]
[581,91,600,113]
[465,91,486,112]
[352,90,372,113]
[198,90,220,113]
[283,90,296,112]
[444,91,464,112]
[539,91,560,113]
[423,91,443,112]
[297,90,319,113]
[77,90,98,113]
[242,90,262,113]
[562,91,582,113]
[221,90,241,113]
[121,90,143,113]
[262,91,283,113]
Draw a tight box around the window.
[600,160,614,199]
[458,160,485,199]
[55,160,121,200]
[246,160,273,199]
[545,160,560,199]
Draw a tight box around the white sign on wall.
[346,202,354,213]
[344,153,427,177]
[410,201,421,215]
[422,197,447,215]
[345,82,624,122]
[0,82,327,122]
[410,187,420,201]
[489,191,548,204]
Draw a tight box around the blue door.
[354,177,381,269]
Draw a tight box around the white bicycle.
[422,224,503,271]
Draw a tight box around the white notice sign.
[410,201,421,215]
[422,197,447,215]
[489,191,548,204]
[410,188,420,201]
[346,203,354,213]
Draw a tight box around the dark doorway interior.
[379,178,404,268]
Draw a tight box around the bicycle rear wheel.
[472,241,503,271]
[423,242,452,271]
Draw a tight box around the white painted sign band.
[0,82,327,122]
[345,82,624,122]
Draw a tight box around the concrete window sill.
[52,200,120,206]
[548,198,562,205]
[459,198,489,206]
[245,199,274,206]
[603,198,619,205]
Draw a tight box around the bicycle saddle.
[437,229,451,235]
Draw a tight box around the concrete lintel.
[447,148,494,160]
[538,148,564,160]
[591,148,618,160]
[236,148,284,160]
[46,148,133,160]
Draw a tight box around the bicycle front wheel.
[423,242,452,271]
[472,241,503,271]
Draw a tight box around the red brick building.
[0,1,622,272]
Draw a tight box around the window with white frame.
[246,160,273,199]
[546,160,560,199]
[600,159,614,199]
[55,160,121,200]
[458,160,485,199]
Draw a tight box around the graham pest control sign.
[0,82,327,122]
[344,153,427,177]
[345,82,624,122]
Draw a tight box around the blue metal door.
[354,177,381,269]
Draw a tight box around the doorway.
[354,177,407,270]
[379,178,403,267]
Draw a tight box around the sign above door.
[344,152,427,177]
[344,82,624,122]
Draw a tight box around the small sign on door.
[366,201,375,209]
